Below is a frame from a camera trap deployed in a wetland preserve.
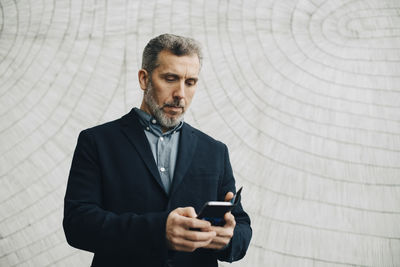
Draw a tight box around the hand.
[166,207,216,252]
[204,192,236,250]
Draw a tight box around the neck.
[139,102,173,133]
[140,101,152,116]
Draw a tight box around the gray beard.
[144,83,185,129]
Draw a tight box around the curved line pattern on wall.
[0,0,399,266]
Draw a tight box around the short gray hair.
[141,33,203,74]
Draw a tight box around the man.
[63,34,252,267]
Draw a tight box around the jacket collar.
[120,109,166,195]
[169,122,198,196]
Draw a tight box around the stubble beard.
[144,82,185,129]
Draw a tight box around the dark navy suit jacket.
[63,108,252,267]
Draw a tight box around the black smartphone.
[197,187,243,226]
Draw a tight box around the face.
[139,50,200,130]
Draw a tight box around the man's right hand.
[166,207,216,252]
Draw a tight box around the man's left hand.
[204,192,236,250]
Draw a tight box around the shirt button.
[151,119,157,124]
[146,127,150,131]
[160,137,164,141]
[160,167,166,172]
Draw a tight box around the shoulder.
[81,110,138,134]
[80,118,121,136]
[183,122,227,151]
[77,111,138,144]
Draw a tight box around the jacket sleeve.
[63,130,169,259]
[215,144,252,262]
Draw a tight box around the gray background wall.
[1,0,399,266]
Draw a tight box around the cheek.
[185,89,196,103]
[152,85,169,103]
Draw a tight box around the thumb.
[177,207,197,218]
[224,192,234,202]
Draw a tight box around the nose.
[173,80,185,99]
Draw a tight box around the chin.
[166,116,180,122]
[164,110,183,117]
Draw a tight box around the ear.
[138,69,149,91]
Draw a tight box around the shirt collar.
[134,107,183,136]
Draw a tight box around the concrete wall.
[0,0,399,266]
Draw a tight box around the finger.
[197,225,213,232]
[210,226,234,238]
[182,229,216,242]
[182,217,212,229]
[224,192,234,202]
[204,243,221,249]
[212,236,230,245]
[208,237,230,247]
[172,237,213,252]
[176,207,197,218]
[224,212,236,227]
[203,237,230,249]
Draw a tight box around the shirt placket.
[157,135,171,192]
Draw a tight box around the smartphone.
[197,201,234,226]
[197,187,243,226]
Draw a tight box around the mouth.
[162,105,184,115]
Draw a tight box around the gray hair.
[141,33,203,74]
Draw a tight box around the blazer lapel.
[170,123,198,196]
[120,110,167,195]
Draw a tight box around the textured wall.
[1,0,400,266]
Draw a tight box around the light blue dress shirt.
[134,108,183,194]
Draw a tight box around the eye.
[165,75,177,82]
[186,79,197,86]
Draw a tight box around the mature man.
[63,34,252,267]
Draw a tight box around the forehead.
[155,50,200,76]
